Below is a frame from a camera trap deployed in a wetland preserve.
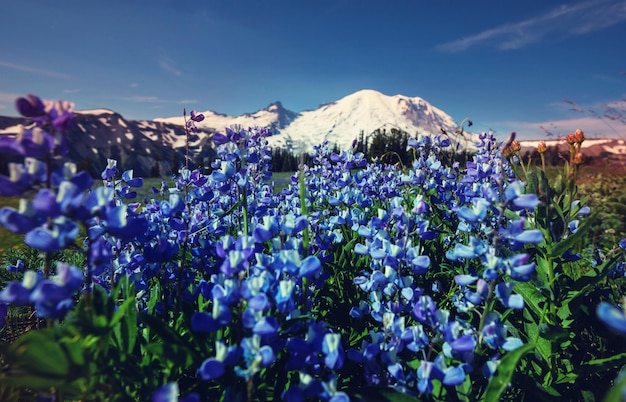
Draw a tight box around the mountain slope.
[0,89,480,178]
[0,110,211,178]
[155,101,299,132]
[268,89,461,152]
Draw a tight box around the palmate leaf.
[482,343,534,402]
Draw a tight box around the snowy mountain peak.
[268,89,460,152]
[153,89,463,152]
[74,108,116,116]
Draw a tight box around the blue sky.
[1,0,625,140]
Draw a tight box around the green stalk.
[242,184,249,236]
[477,281,496,344]
[298,167,309,256]
[298,166,310,311]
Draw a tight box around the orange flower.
[574,129,585,144]
[573,152,584,165]
[537,140,547,154]
[566,133,577,145]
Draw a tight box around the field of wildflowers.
[0,94,625,402]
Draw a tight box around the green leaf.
[112,295,138,355]
[586,352,626,368]
[139,313,189,346]
[0,374,87,395]
[59,336,86,367]
[538,323,569,341]
[515,280,546,318]
[550,212,597,258]
[455,374,472,402]
[523,316,552,367]
[602,368,626,402]
[7,330,70,377]
[483,343,534,402]
[143,342,194,368]
[564,252,623,306]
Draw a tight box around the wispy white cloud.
[130,83,139,88]
[123,96,165,103]
[121,96,196,105]
[436,0,626,52]
[0,92,21,103]
[158,57,182,76]
[0,60,70,79]
[492,115,626,140]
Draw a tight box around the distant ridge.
[155,89,470,153]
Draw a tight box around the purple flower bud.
[190,110,205,122]
[15,94,46,117]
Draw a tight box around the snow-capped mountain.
[155,101,300,132]
[0,89,476,178]
[157,89,466,153]
[0,110,210,178]
[268,89,462,152]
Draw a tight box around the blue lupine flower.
[15,94,46,118]
[6,259,25,273]
[101,159,118,181]
[417,360,441,394]
[300,255,322,278]
[253,316,279,336]
[151,382,199,402]
[0,270,41,304]
[235,334,276,379]
[25,216,79,252]
[401,324,430,352]
[597,301,626,334]
[481,312,523,350]
[0,263,83,319]
[457,198,490,223]
[322,333,344,370]
[495,282,524,309]
[0,162,39,196]
[197,341,239,381]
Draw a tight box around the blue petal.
[597,302,626,334]
[457,206,478,223]
[258,345,276,367]
[191,312,219,333]
[253,316,279,336]
[152,382,179,402]
[443,365,466,386]
[450,335,476,352]
[455,275,477,286]
[514,230,543,244]
[512,194,538,210]
[197,358,225,381]
[299,255,321,278]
